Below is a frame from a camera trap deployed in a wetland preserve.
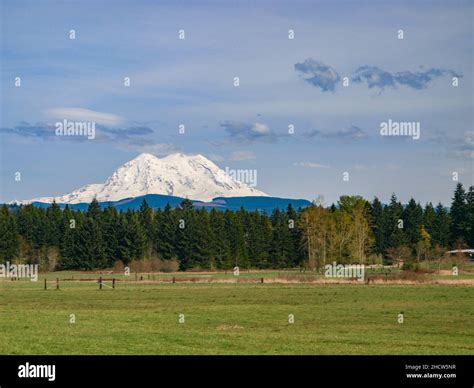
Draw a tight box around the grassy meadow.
[0,270,473,355]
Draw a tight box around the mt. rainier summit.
[17,153,267,204]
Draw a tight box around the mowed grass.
[0,278,473,355]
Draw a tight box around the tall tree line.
[0,198,304,270]
[367,183,473,258]
[0,183,472,270]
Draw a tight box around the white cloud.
[251,123,270,135]
[46,108,125,126]
[219,120,277,143]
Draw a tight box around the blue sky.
[1,0,473,205]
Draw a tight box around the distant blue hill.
[208,196,311,212]
[28,194,312,212]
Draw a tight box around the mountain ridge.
[22,194,312,213]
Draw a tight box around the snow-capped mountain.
[16,153,267,204]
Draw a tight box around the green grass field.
[1,273,473,355]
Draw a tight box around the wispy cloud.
[98,125,154,140]
[352,66,461,90]
[293,162,330,169]
[294,59,340,92]
[426,130,473,160]
[0,122,57,139]
[0,122,155,143]
[448,131,474,160]
[305,125,368,141]
[46,107,125,126]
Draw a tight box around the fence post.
[135,271,137,281]
[261,277,264,284]
[112,278,115,289]
[56,278,59,290]
[99,276,102,290]
[172,276,175,284]
[44,278,47,290]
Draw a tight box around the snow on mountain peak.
[16,153,268,204]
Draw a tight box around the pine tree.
[139,199,154,258]
[259,215,273,268]
[384,194,406,251]
[102,205,120,266]
[225,210,247,268]
[155,204,177,260]
[46,201,62,246]
[450,183,467,246]
[431,203,450,248]
[179,198,194,211]
[465,186,474,247]
[175,203,194,270]
[76,216,106,270]
[87,198,102,221]
[237,208,251,267]
[0,205,20,262]
[118,210,147,265]
[269,208,293,268]
[139,199,154,238]
[17,205,32,243]
[403,198,423,251]
[369,197,385,254]
[58,206,80,269]
[209,209,231,268]
[188,209,212,269]
[245,211,267,268]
